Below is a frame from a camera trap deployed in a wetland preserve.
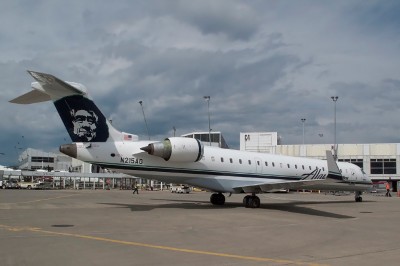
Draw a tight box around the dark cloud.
[1,1,400,166]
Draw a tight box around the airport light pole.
[203,96,211,146]
[173,126,176,137]
[301,118,306,145]
[138,100,150,140]
[331,96,339,160]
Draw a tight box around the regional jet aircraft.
[10,71,372,208]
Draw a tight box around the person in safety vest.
[385,181,391,197]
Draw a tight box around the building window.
[370,159,396,175]
[31,156,54,163]
[339,158,364,169]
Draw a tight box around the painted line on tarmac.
[0,224,327,266]
[3,193,79,204]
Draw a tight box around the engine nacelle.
[140,137,204,162]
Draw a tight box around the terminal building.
[240,132,399,190]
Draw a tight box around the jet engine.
[140,137,204,162]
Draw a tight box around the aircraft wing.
[232,179,326,193]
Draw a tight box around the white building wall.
[240,132,277,153]
[240,132,400,180]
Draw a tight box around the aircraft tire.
[243,195,260,208]
[243,195,251,206]
[210,193,225,205]
[251,196,261,208]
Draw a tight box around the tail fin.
[10,71,138,143]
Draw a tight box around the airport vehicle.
[10,71,373,208]
[170,185,191,193]
[18,181,40,189]
[3,180,20,189]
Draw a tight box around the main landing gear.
[243,194,260,208]
[210,193,225,205]
[355,191,363,202]
[209,193,261,208]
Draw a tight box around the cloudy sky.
[1,0,400,166]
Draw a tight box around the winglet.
[326,150,342,180]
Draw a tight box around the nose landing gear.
[355,191,363,202]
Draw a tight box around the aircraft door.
[351,168,357,181]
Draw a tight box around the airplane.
[10,71,372,208]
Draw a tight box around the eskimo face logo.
[71,109,98,141]
[54,95,109,142]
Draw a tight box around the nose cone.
[60,144,77,158]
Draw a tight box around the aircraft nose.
[59,144,77,158]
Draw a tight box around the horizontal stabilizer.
[9,89,51,104]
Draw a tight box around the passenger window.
[265,162,268,167]
[221,157,224,163]
[230,158,233,163]
[239,159,242,164]
[302,165,304,170]
[287,164,290,168]
[309,166,311,170]
[211,156,215,162]
[295,165,297,169]
[257,161,260,166]
[248,160,251,165]
[272,162,275,167]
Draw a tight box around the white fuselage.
[70,140,371,193]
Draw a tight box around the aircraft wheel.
[210,193,225,205]
[355,191,363,202]
[243,195,260,208]
[251,196,261,208]
[243,195,251,206]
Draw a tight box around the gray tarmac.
[0,189,399,266]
